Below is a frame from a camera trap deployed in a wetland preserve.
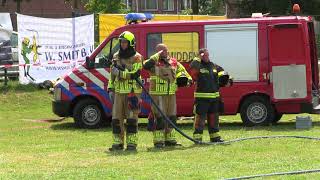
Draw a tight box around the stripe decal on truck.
[58,65,151,116]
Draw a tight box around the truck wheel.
[73,98,103,128]
[272,113,283,123]
[240,96,275,126]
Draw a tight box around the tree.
[201,0,225,15]
[239,0,320,18]
[225,0,242,18]
[81,0,126,13]
[209,0,226,15]
[191,0,199,14]
[191,0,225,15]
[65,0,80,9]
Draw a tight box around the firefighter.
[147,72,192,132]
[190,48,232,143]
[108,31,143,151]
[143,44,192,148]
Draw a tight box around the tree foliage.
[191,0,320,18]
[191,0,199,14]
[191,0,225,15]
[240,0,320,17]
[66,0,128,13]
[200,0,225,15]
[86,0,127,13]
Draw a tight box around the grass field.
[1,81,320,179]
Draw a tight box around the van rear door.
[268,23,309,101]
[307,22,319,91]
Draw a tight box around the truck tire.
[240,95,275,126]
[272,113,283,123]
[73,98,104,128]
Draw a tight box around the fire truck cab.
[52,13,320,128]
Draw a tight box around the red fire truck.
[52,13,320,128]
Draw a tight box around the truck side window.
[147,32,199,62]
[147,33,162,57]
[95,37,119,68]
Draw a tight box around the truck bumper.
[52,100,71,117]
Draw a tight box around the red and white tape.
[0,60,85,69]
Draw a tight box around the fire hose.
[134,77,320,145]
[113,64,320,178]
[134,77,320,179]
[111,63,320,146]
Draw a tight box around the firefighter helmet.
[119,31,135,47]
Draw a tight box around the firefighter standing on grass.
[143,44,192,148]
[108,31,143,151]
[190,48,232,143]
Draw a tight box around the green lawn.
[1,81,320,179]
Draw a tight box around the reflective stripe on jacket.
[144,53,191,95]
[190,58,224,99]
[108,51,143,94]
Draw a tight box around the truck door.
[145,30,201,116]
[90,37,119,91]
[268,23,308,100]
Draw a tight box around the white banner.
[0,13,13,65]
[0,13,13,41]
[17,14,94,84]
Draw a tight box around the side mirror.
[85,56,94,69]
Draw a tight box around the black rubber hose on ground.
[135,78,201,144]
[224,169,320,180]
[135,78,320,145]
[135,78,320,178]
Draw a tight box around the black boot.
[154,142,165,149]
[165,140,181,147]
[210,136,224,143]
[109,144,124,151]
[126,144,137,151]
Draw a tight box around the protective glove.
[187,78,193,87]
[228,78,233,86]
[176,76,188,87]
[143,59,156,70]
[111,66,120,77]
[219,74,230,87]
[130,70,141,80]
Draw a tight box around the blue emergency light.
[125,13,154,24]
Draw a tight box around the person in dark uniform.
[189,48,233,143]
